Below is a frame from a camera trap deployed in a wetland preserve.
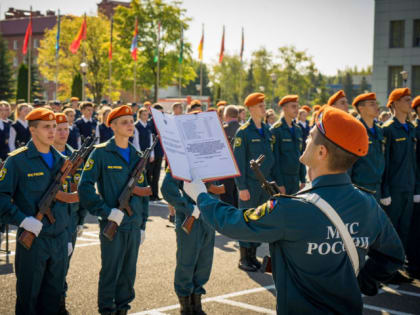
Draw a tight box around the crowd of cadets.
[0,87,418,314]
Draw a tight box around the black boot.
[238,247,257,272]
[191,293,206,315]
[58,296,70,315]
[178,295,193,315]
[116,310,128,315]
[249,247,262,270]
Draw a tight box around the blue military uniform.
[0,120,10,160]
[0,141,71,315]
[78,138,149,314]
[350,119,385,201]
[271,117,306,194]
[196,173,404,314]
[98,122,114,143]
[74,117,98,142]
[381,118,420,251]
[67,125,81,150]
[297,120,310,152]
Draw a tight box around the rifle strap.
[133,186,152,197]
[55,191,79,204]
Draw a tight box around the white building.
[372,0,420,106]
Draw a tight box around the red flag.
[70,16,87,54]
[219,26,225,63]
[22,15,32,55]
[108,18,113,60]
[131,18,138,60]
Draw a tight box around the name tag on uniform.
[27,172,44,177]
[107,165,123,170]
[395,137,406,142]
[251,139,261,143]
[282,138,292,142]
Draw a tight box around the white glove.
[414,195,420,203]
[108,208,124,226]
[76,225,84,237]
[380,197,392,206]
[19,217,43,237]
[184,169,206,202]
[140,229,145,245]
[192,206,200,219]
[68,242,73,256]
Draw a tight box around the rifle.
[18,145,87,250]
[181,183,226,234]
[250,154,279,273]
[102,136,158,241]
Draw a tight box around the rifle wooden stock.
[181,215,196,234]
[207,184,226,195]
[103,221,118,241]
[261,255,272,273]
[133,186,152,197]
[55,191,79,203]
[18,212,47,250]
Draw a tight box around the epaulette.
[272,193,295,199]
[94,143,107,148]
[353,184,375,195]
[271,120,283,129]
[382,119,394,127]
[238,122,250,130]
[165,166,171,173]
[8,146,28,156]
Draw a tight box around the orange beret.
[352,92,376,107]
[143,101,152,107]
[55,113,68,124]
[70,97,79,102]
[190,99,202,106]
[188,109,202,114]
[387,88,411,108]
[25,108,55,122]
[328,90,346,106]
[278,95,299,107]
[207,107,217,112]
[412,95,420,109]
[301,105,311,113]
[315,106,368,157]
[244,93,265,107]
[216,101,227,107]
[106,105,133,127]
[313,105,321,112]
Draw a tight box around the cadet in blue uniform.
[54,113,88,313]
[297,105,311,151]
[271,95,306,195]
[161,167,215,315]
[233,93,275,272]
[0,101,11,160]
[327,90,349,112]
[64,108,82,149]
[350,93,385,201]
[380,89,420,281]
[184,106,404,314]
[0,108,73,315]
[9,103,31,151]
[78,105,149,315]
[74,102,98,143]
[407,96,420,279]
[97,106,114,143]
[70,97,82,120]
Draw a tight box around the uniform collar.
[65,144,74,156]
[248,117,268,131]
[392,117,412,130]
[26,140,64,169]
[17,119,28,128]
[281,117,297,129]
[82,116,93,123]
[105,137,139,164]
[297,173,351,194]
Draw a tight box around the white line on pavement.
[363,304,414,315]
[382,286,420,298]
[214,298,276,314]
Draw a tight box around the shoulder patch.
[239,122,250,130]
[83,158,94,171]
[0,168,7,181]
[382,119,394,127]
[8,146,28,156]
[243,201,269,222]
[166,166,171,173]
[234,137,242,148]
[272,120,283,129]
[94,143,107,148]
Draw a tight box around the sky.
[0,0,375,75]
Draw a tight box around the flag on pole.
[22,12,32,55]
[55,10,60,54]
[69,15,87,54]
[219,25,225,63]
[240,27,244,62]
[198,25,204,61]
[154,22,161,63]
[108,17,113,60]
[178,25,183,64]
[130,17,138,60]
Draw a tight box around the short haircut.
[80,102,94,110]
[224,105,239,118]
[63,108,75,115]
[138,107,148,118]
[172,102,182,111]
[153,103,163,110]
[313,128,359,172]
[28,120,40,128]
[190,103,202,111]
[237,105,245,113]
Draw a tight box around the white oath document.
[151,108,240,182]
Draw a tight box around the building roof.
[0,15,57,36]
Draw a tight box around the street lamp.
[270,73,277,108]
[80,62,88,101]
[400,70,408,87]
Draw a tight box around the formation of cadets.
[0,86,418,314]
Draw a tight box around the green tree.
[113,0,195,102]
[71,73,83,100]
[15,60,43,102]
[243,63,255,97]
[182,61,210,96]
[38,15,116,103]
[359,76,369,94]
[0,34,14,101]
[342,72,355,102]
[251,48,273,103]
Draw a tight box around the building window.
[389,20,405,48]
[414,20,420,47]
[34,39,39,48]
[13,40,17,50]
[13,57,18,67]
[388,66,403,94]
[412,66,420,96]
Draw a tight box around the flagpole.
[200,24,204,97]
[109,17,113,102]
[133,60,136,102]
[55,9,60,100]
[156,22,160,102]
[27,6,32,103]
[178,24,182,97]
[179,62,182,97]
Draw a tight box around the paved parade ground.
[1,201,420,315]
